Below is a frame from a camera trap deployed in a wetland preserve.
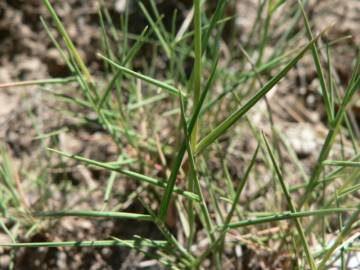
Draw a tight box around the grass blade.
[195,29,327,155]
[42,0,93,84]
[0,77,76,89]
[0,239,168,249]
[226,208,353,228]
[298,0,333,121]
[158,56,219,221]
[179,93,215,244]
[323,160,360,167]
[98,53,184,97]
[139,2,171,58]
[34,210,152,221]
[47,148,199,201]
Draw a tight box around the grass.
[0,0,359,269]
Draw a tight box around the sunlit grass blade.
[201,50,294,114]
[47,148,200,201]
[98,7,113,74]
[298,0,333,121]
[256,0,273,66]
[139,2,171,58]
[4,0,359,268]
[0,77,76,89]
[182,0,204,252]
[103,155,126,207]
[40,16,74,72]
[0,239,168,249]
[320,231,360,266]
[98,53,184,97]
[323,160,360,167]
[338,183,360,198]
[98,21,155,112]
[97,26,150,110]
[42,0,93,84]
[226,208,353,228]
[127,93,167,111]
[195,29,327,155]
[223,144,260,226]
[149,0,168,39]
[34,210,152,221]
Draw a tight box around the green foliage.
[0,0,359,269]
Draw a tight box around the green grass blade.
[128,93,167,111]
[47,148,199,201]
[0,77,76,89]
[178,93,215,243]
[191,0,202,149]
[226,208,353,228]
[223,144,260,226]
[323,160,360,167]
[338,183,360,198]
[139,2,171,58]
[34,210,152,221]
[298,0,333,121]
[98,54,184,97]
[201,0,228,53]
[195,30,326,155]
[0,239,168,249]
[42,0,93,84]
[158,56,219,221]
[97,26,150,110]
[40,16,75,72]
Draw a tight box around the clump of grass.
[0,0,359,269]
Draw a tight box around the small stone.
[285,124,318,156]
[115,0,127,13]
